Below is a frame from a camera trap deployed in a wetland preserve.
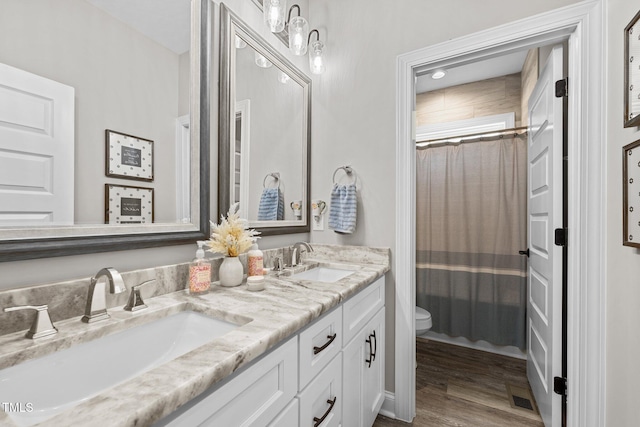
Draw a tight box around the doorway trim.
[394,1,605,426]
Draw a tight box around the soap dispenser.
[189,241,211,294]
[247,242,264,277]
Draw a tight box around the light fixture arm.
[308,29,320,45]
[286,4,301,24]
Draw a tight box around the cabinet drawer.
[268,399,298,427]
[343,276,385,345]
[158,336,298,427]
[299,306,342,389]
[298,354,342,427]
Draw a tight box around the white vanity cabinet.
[157,336,298,427]
[156,275,385,427]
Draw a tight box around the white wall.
[308,0,582,395]
[606,0,640,425]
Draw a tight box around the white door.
[0,62,74,226]
[526,45,564,427]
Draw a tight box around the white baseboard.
[378,391,396,419]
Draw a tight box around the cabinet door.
[298,354,342,427]
[342,308,385,427]
[268,399,299,427]
[363,308,385,427]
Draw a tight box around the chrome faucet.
[291,242,313,266]
[82,268,126,323]
[123,279,155,312]
[3,305,57,339]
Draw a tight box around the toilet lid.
[415,306,431,321]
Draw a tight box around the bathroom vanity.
[0,245,389,427]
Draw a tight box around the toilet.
[415,306,432,336]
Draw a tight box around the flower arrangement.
[208,203,259,257]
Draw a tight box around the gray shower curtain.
[416,135,528,349]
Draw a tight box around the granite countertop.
[0,245,390,427]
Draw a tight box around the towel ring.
[263,172,280,188]
[332,166,358,186]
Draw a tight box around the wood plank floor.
[374,338,544,427]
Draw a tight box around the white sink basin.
[0,311,239,426]
[289,267,356,283]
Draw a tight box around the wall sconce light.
[255,52,272,68]
[278,71,291,84]
[308,29,325,75]
[263,0,287,33]
[235,36,247,49]
[287,5,309,56]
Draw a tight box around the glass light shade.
[263,0,287,33]
[288,16,309,56]
[235,36,247,49]
[255,52,272,68]
[279,71,291,84]
[309,40,325,75]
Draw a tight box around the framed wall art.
[105,129,154,181]
[624,10,640,128]
[105,184,154,224]
[623,139,640,247]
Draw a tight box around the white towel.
[258,188,284,220]
[328,183,357,234]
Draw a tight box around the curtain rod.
[416,126,528,148]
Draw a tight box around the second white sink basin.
[0,310,240,426]
[289,267,356,283]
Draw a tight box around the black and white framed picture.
[623,139,640,247]
[105,129,154,181]
[624,10,640,128]
[105,184,154,224]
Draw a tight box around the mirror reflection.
[219,5,311,235]
[234,35,305,222]
[0,0,195,230]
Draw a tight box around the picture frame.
[105,129,154,181]
[105,184,154,224]
[624,10,640,128]
[623,139,640,247]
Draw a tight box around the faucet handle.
[4,305,58,339]
[123,279,155,312]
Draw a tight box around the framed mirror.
[0,0,210,261]
[218,4,311,236]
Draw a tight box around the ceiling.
[85,0,191,55]
[415,50,529,94]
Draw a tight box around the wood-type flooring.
[374,338,544,427]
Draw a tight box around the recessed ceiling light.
[431,70,446,79]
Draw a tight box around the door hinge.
[554,376,567,396]
[554,228,568,246]
[555,78,568,98]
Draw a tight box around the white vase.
[219,256,243,287]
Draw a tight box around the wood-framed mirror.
[0,0,210,261]
[218,3,311,236]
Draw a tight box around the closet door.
[526,45,564,427]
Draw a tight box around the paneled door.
[0,62,74,225]
[526,45,564,427]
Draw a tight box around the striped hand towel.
[258,188,285,221]
[328,183,357,234]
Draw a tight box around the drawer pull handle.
[313,396,337,427]
[313,333,337,355]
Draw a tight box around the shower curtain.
[416,135,528,349]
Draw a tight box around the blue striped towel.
[328,183,357,234]
[257,187,284,220]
